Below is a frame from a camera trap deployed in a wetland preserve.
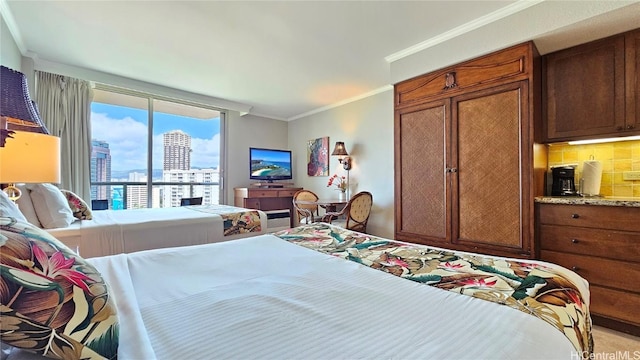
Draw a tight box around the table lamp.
[0,66,61,202]
[0,131,61,201]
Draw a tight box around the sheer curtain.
[35,71,93,201]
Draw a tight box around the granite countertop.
[535,196,640,207]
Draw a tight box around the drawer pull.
[571,239,579,244]
[571,266,579,272]
[571,213,580,219]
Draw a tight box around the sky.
[91,102,221,172]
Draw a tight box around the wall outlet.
[622,171,640,180]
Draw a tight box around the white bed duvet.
[45,206,268,258]
[3,224,591,360]
[99,234,586,359]
[111,236,596,359]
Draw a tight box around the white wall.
[0,15,21,70]
[225,112,288,203]
[288,90,394,238]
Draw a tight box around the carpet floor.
[592,325,640,355]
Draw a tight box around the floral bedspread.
[186,204,262,236]
[274,223,593,356]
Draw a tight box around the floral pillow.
[60,190,93,220]
[0,217,118,359]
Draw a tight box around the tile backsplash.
[547,140,640,198]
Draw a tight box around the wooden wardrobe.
[393,41,547,259]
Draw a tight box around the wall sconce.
[331,141,352,170]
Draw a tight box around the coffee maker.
[551,166,577,196]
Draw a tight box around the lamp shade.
[0,131,61,183]
[331,141,349,156]
[0,65,49,134]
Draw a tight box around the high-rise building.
[162,168,219,207]
[161,130,218,207]
[91,139,111,201]
[163,130,191,170]
[126,172,148,209]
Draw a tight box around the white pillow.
[27,183,75,229]
[0,189,28,222]
[15,184,42,228]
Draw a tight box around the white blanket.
[85,234,577,360]
[45,206,267,258]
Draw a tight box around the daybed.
[0,217,593,360]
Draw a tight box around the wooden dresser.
[234,187,302,228]
[537,202,640,335]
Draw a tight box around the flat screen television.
[249,147,293,182]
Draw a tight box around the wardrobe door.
[394,99,451,245]
[451,81,532,257]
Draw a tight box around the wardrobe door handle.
[571,239,579,244]
[571,213,580,219]
[572,266,579,272]
[627,124,635,130]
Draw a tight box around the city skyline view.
[90,126,220,209]
[91,102,221,173]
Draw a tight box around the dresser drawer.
[540,250,640,293]
[243,199,261,209]
[277,189,298,197]
[538,204,640,232]
[590,285,640,327]
[539,224,640,263]
[247,190,277,198]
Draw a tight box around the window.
[90,86,223,209]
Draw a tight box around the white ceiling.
[2,1,640,121]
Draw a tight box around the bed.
[10,183,267,258]
[0,217,593,360]
[44,205,268,258]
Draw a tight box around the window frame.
[91,84,227,208]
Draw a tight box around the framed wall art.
[307,137,329,176]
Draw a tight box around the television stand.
[234,187,303,228]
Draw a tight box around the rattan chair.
[293,189,320,224]
[321,191,373,233]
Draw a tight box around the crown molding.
[287,85,393,121]
[0,0,27,55]
[33,58,254,115]
[384,0,544,63]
